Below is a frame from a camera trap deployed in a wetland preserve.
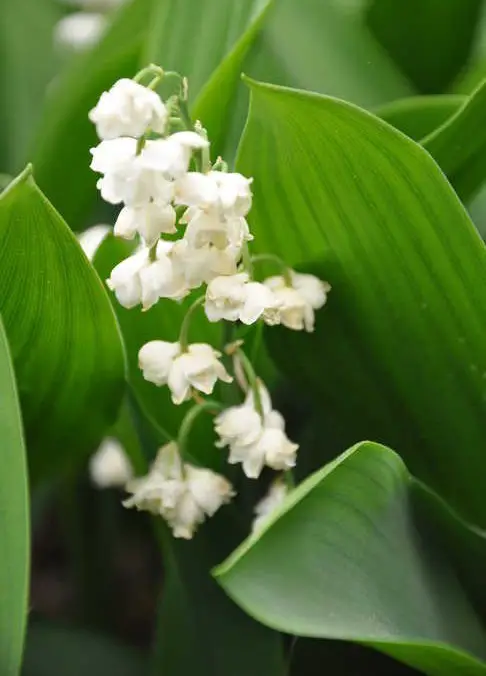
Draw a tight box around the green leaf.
[366,0,482,93]
[215,442,486,676]
[421,78,486,201]
[22,622,146,676]
[377,95,464,141]
[0,0,60,173]
[236,79,486,526]
[193,0,274,159]
[194,0,412,164]
[0,314,29,675]
[142,0,267,99]
[31,0,153,229]
[0,167,125,481]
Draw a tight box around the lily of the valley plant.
[88,65,330,539]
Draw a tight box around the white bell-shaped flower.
[252,478,289,532]
[263,271,331,332]
[181,207,252,251]
[175,171,252,218]
[215,381,298,479]
[123,442,234,539]
[205,273,280,325]
[89,78,168,140]
[139,341,232,404]
[106,248,148,308]
[214,403,263,450]
[106,241,189,310]
[89,438,133,489]
[114,202,177,246]
[139,132,209,180]
[91,138,174,206]
[171,239,239,289]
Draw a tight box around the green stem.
[178,400,224,462]
[251,253,293,285]
[237,349,264,417]
[178,295,205,351]
[133,63,164,84]
[283,470,295,490]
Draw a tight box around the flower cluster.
[88,65,330,538]
[123,442,234,539]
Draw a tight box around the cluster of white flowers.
[88,66,331,538]
[123,442,234,539]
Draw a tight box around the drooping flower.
[170,238,239,289]
[123,442,234,539]
[263,271,331,332]
[215,381,298,478]
[174,171,252,218]
[89,78,168,140]
[139,341,232,404]
[205,273,280,325]
[90,138,175,206]
[89,438,133,489]
[106,241,189,310]
[252,477,289,532]
[114,202,177,245]
[105,248,149,308]
[139,132,209,180]
[181,207,252,251]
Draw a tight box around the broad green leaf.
[0,167,125,481]
[31,0,153,229]
[366,0,482,93]
[0,0,60,173]
[216,442,486,676]
[193,0,274,159]
[377,95,464,141]
[421,78,486,201]
[236,80,486,526]
[22,623,146,676]
[0,315,29,675]
[194,0,412,164]
[142,0,268,99]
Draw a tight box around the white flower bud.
[139,341,232,405]
[89,438,133,488]
[263,272,331,332]
[205,273,280,325]
[114,203,177,246]
[123,442,234,539]
[252,478,288,532]
[89,78,168,140]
